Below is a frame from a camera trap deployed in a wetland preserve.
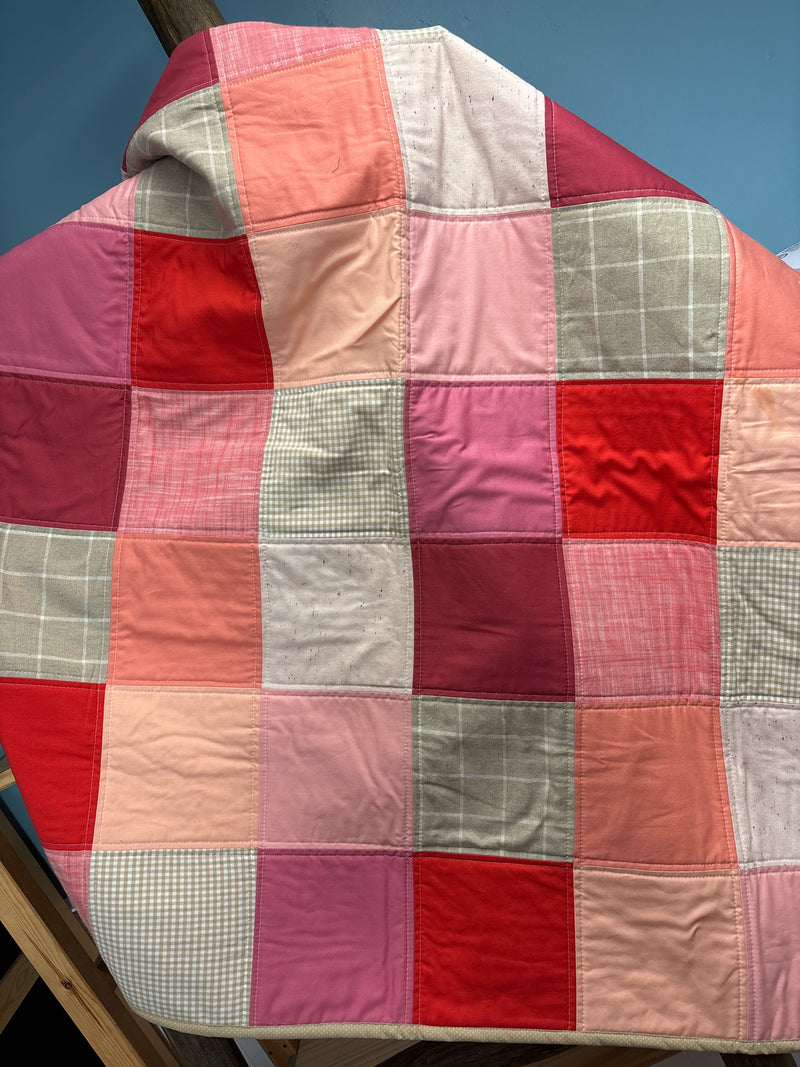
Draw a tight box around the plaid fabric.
[120,389,271,535]
[414,695,574,860]
[0,524,114,682]
[213,23,375,82]
[719,547,800,702]
[566,541,719,700]
[136,157,229,239]
[45,849,93,935]
[259,380,408,537]
[90,849,256,1026]
[553,198,728,378]
[129,86,243,236]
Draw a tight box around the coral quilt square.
[120,388,271,536]
[414,695,573,860]
[566,541,719,701]
[260,381,408,538]
[260,540,412,691]
[406,382,558,537]
[0,221,132,383]
[407,211,554,378]
[558,380,721,540]
[576,702,735,867]
[0,678,103,850]
[577,868,744,1038]
[0,524,114,682]
[260,692,411,848]
[415,854,574,1028]
[722,703,800,866]
[250,210,403,387]
[250,852,411,1024]
[741,868,800,1041]
[719,548,800,703]
[90,848,257,1026]
[379,30,548,212]
[110,536,261,686]
[414,540,573,701]
[553,198,727,378]
[224,45,403,229]
[0,375,130,531]
[132,231,270,389]
[95,687,259,849]
[719,381,800,544]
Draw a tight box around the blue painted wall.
[1,0,798,255]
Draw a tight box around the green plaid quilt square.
[554,198,728,379]
[414,695,574,860]
[260,379,409,537]
[0,524,114,682]
[90,849,257,1026]
[132,86,244,237]
[719,547,800,702]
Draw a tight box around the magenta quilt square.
[406,382,559,537]
[566,541,719,701]
[414,540,573,700]
[0,222,132,383]
[741,868,800,1041]
[250,851,411,1025]
[0,374,129,530]
[120,389,271,535]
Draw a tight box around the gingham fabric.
[1,20,800,1052]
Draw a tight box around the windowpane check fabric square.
[2,18,800,1053]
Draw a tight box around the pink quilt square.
[120,389,271,536]
[95,687,258,849]
[0,222,132,383]
[260,692,411,848]
[565,541,719,701]
[406,382,559,536]
[45,850,93,935]
[408,211,554,378]
[414,540,573,701]
[0,374,129,531]
[110,536,261,686]
[250,852,411,1024]
[742,867,800,1041]
[224,46,403,230]
[212,23,374,82]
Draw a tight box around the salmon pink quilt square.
[565,541,719,701]
[414,854,574,1028]
[558,380,721,541]
[741,868,800,1041]
[413,540,573,701]
[250,852,411,1024]
[110,536,261,686]
[406,382,559,537]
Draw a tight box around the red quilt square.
[0,374,130,530]
[132,232,271,389]
[413,540,573,700]
[0,678,103,850]
[558,380,722,541]
[415,853,575,1028]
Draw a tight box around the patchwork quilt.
[1,20,800,1053]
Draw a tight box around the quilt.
[1,20,800,1053]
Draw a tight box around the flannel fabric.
[1,19,800,1053]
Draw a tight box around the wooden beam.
[0,805,181,1067]
[259,1037,300,1067]
[136,0,226,55]
[722,1055,798,1067]
[0,951,37,1034]
[0,756,15,792]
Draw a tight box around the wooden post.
[136,0,226,55]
